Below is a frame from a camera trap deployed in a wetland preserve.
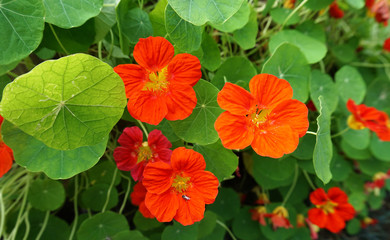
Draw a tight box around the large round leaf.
[167,0,244,26]
[207,188,240,221]
[210,1,250,33]
[233,8,258,50]
[0,0,44,65]
[43,0,103,28]
[169,80,224,145]
[81,184,119,211]
[2,120,108,179]
[310,70,338,113]
[370,134,390,161]
[0,53,126,150]
[28,179,66,211]
[335,65,366,104]
[162,221,198,240]
[121,8,153,44]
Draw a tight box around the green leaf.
[331,44,356,63]
[331,154,352,181]
[210,2,250,33]
[149,0,168,37]
[346,0,365,9]
[359,158,390,176]
[112,230,149,240]
[199,222,225,240]
[341,140,371,160]
[2,121,108,179]
[43,0,103,28]
[77,212,129,240]
[262,43,310,102]
[261,204,297,240]
[313,96,333,184]
[169,80,223,145]
[161,221,198,240]
[338,117,370,150]
[292,134,316,160]
[167,0,244,26]
[232,207,264,240]
[370,134,390,161]
[94,0,120,42]
[0,75,11,101]
[211,56,257,90]
[306,0,334,10]
[365,78,390,110]
[270,8,300,26]
[348,192,366,212]
[0,0,44,65]
[165,5,202,52]
[0,61,19,76]
[193,140,238,182]
[200,33,221,71]
[255,156,296,181]
[345,173,367,193]
[335,65,366,104]
[198,211,217,239]
[146,119,179,142]
[121,8,153,44]
[0,53,126,150]
[233,8,258,50]
[87,160,122,186]
[208,188,240,221]
[346,219,361,235]
[133,210,163,231]
[269,30,327,64]
[310,70,338,113]
[367,192,384,210]
[28,179,65,211]
[296,21,326,43]
[81,184,119,211]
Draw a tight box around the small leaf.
[348,192,366,212]
[198,211,217,239]
[149,0,168,37]
[133,210,163,231]
[81,184,119,211]
[370,134,390,161]
[233,8,258,50]
[341,140,371,160]
[87,160,122,186]
[346,0,365,9]
[161,221,198,240]
[94,0,121,42]
[232,207,264,240]
[254,156,296,181]
[121,8,153,44]
[28,179,65,211]
[112,230,149,240]
[210,2,250,33]
[292,134,316,160]
[208,188,240,221]
[365,77,390,110]
[296,21,326,43]
[331,154,352,182]
[310,70,338,113]
[346,219,361,235]
[200,33,221,71]
[335,65,366,104]
[338,117,370,150]
[270,8,300,26]
[313,96,333,184]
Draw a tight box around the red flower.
[114,37,202,125]
[0,115,13,178]
[364,172,388,195]
[329,2,344,19]
[215,73,309,158]
[366,0,389,25]
[130,182,154,218]
[366,0,376,8]
[142,147,219,225]
[308,187,355,233]
[347,99,390,141]
[265,206,293,230]
[384,38,390,52]
[360,217,378,228]
[113,126,172,181]
[250,206,267,226]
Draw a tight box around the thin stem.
[98,41,103,60]
[306,131,317,136]
[7,71,18,78]
[350,62,390,68]
[319,60,325,73]
[22,205,31,240]
[303,170,316,190]
[119,174,132,214]
[107,29,115,59]
[35,211,50,240]
[137,120,149,138]
[282,164,299,206]
[68,175,79,240]
[102,168,118,212]
[281,0,309,28]
[331,127,349,138]
[216,220,237,240]
[48,24,69,55]
[0,191,5,238]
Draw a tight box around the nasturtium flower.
[364,171,389,195]
[0,115,13,178]
[366,0,389,26]
[329,1,344,19]
[296,214,306,228]
[384,38,390,52]
[215,73,309,158]
[283,0,296,9]
[308,187,355,233]
[114,36,202,125]
[265,206,293,230]
[130,181,154,218]
[113,126,172,181]
[250,206,267,226]
[347,99,390,141]
[360,217,378,228]
[142,147,219,226]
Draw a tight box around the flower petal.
[168,53,202,86]
[145,191,179,222]
[217,82,256,115]
[133,36,174,72]
[191,171,219,204]
[164,84,197,121]
[335,203,355,221]
[171,147,206,174]
[215,112,254,150]
[251,124,299,158]
[143,161,173,194]
[308,208,327,228]
[327,187,348,204]
[310,188,329,206]
[128,91,168,125]
[325,212,346,233]
[0,145,13,178]
[113,64,147,98]
[130,182,147,206]
[174,189,205,226]
[113,146,137,171]
[148,129,172,150]
[139,201,155,219]
[269,99,309,137]
[249,74,293,109]
[130,162,146,182]
[118,127,144,148]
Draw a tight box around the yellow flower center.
[143,67,169,92]
[255,206,267,214]
[137,142,153,164]
[171,174,191,193]
[273,206,289,218]
[347,115,366,130]
[317,200,338,214]
[250,108,271,127]
[373,172,387,181]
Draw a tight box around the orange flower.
[329,1,344,19]
[283,0,296,9]
[130,182,154,218]
[265,206,293,230]
[347,99,390,141]
[142,147,219,225]
[308,187,355,233]
[384,38,390,52]
[250,206,267,226]
[0,115,13,178]
[113,126,172,181]
[214,74,309,158]
[113,37,202,125]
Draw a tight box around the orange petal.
[215,112,254,150]
[171,147,206,174]
[143,161,173,194]
[269,99,309,137]
[377,127,390,141]
[249,74,293,109]
[130,182,147,206]
[174,189,205,226]
[165,84,197,121]
[310,188,328,205]
[251,125,299,158]
[113,64,147,98]
[191,171,219,204]
[139,201,155,218]
[133,36,174,72]
[168,53,202,87]
[325,212,346,233]
[0,145,13,178]
[327,187,348,204]
[217,82,255,115]
[308,208,327,228]
[145,191,179,222]
[127,91,168,125]
[335,203,355,221]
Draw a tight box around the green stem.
[319,60,325,73]
[22,205,31,240]
[0,191,5,238]
[303,170,316,190]
[119,174,132,214]
[216,220,237,240]
[98,41,103,60]
[102,168,118,212]
[331,127,349,138]
[68,175,79,240]
[281,0,309,28]
[48,23,69,55]
[107,29,115,60]
[6,71,18,78]
[306,131,317,136]
[137,120,149,138]
[282,164,299,206]
[350,62,390,68]
[36,211,50,240]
